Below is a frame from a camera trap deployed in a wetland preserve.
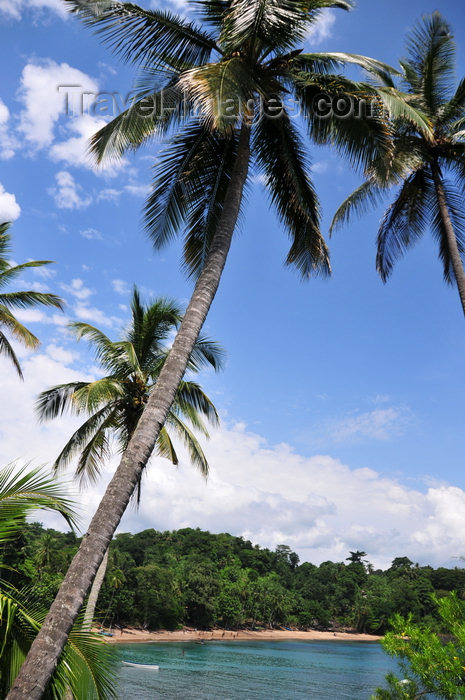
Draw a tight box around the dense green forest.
[6,523,465,635]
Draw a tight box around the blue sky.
[1,0,465,568]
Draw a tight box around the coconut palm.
[9,2,426,696]
[36,287,222,628]
[0,222,63,378]
[331,12,465,315]
[0,464,117,699]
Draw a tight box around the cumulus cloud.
[112,279,129,296]
[308,406,413,446]
[0,348,463,569]
[306,9,336,45]
[0,0,66,20]
[49,171,92,209]
[61,278,94,301]
[17,60,122,174]
[0,183,21,221]
[0,99,17,160]
[80,227,102,241]
[118,423,465,568]
[18,61,97,149]
[74,302,121,328]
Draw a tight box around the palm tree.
[0,464,117,699]
[0,222,63,378]
[331,13,465,315]
[9,2,426,696]
[36,287,222,629]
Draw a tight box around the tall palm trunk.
[431,161,465,316]
[6,122,251,700]
[82,548,109,632]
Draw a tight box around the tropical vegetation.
[9,1,421,693]
[373,594,465,699]
[0,465,116,699]
[36,287,222,628]
[0,222,63,378]
[8,521,465,639]
[331,12,465,315]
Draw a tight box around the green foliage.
[0,465,117,699]
[373,593,465,699]
[331,13,465,293]
[11,521,465,641]
[0,222,63,378]
[36,287,223,492]
[65,0,406,281]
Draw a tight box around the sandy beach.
[104,627,381,644]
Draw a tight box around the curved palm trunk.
[82,548,109,632]
[431,162,465,316]
[6,122,251,700]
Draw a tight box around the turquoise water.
[116,640,398,699]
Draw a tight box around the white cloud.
[0,0,67,20]
[112,279,129,296]
[311,160,329,175]
[329,407,411,443]
[17,60,121,174]
[80,227,102,241]
[0,99,17,159]
[0,183,21,221]
[74,303,121,328]
[98,188,121,202]
[307,406,413,446]
[49,171,92,209]
[46,343,77,365]
[306,9,336,45]
[124,183,150,197]
[15,308,67,326]
[0,352,463,569]
[18,61,98,149]
[61,278,94,301]
[82,421,465,570]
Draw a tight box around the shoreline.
[103,627,382,644]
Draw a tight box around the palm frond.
[144,122,222,251]
[74,420,115,487]
[0,585,117,699]
[182,129,240,278]
[376,167,433,281]
[0,464,77,535]
[36,382,90,421]
[330,179,385,235]
[0,307,39,349]
[295,52,398,82]
[173,380,219,430]
[65,1,219,71]
[405,11,455,115]
[164,412,209,477]
[430,181,465,284]
[90,82,185,163]
[0,291,63,311]
[294,73,394,171]
[155,426,179,465]
[178,59,256,132]
[0,331,23,379]
[52,405,118,476]
[254,105,330,278]
[438,77,465,127]
[0,262,56,290]
[73,378,125,413]
[187,335,225,372]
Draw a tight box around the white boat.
[122,661,159,670]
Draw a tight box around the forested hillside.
[7,524,465,635]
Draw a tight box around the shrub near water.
[373,593,465,699]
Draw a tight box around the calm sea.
[115,639,398,699]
